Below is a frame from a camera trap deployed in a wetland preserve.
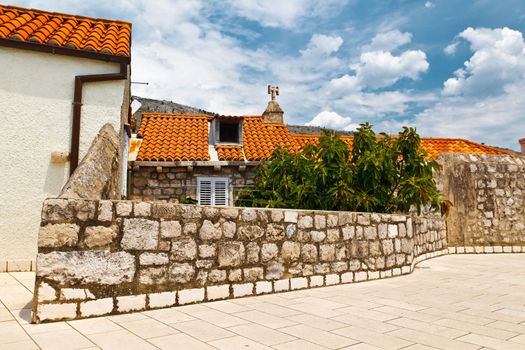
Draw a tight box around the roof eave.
[0,37,130,64]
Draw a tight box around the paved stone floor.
[1,254,525,350]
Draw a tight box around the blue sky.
[11,0,525,150]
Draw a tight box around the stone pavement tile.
[228,323,296,346]
[280,324,359,349]
[509,334,525,345]
[0,307,13,321]
[388,328,479,350]
[1,340,40,350]
[170,319,235,342]
[434,317,518,340]
[331,314,399,334]
[272,339,329,350]
[488,320,525,334]
[372,298,428,311]
[494,308,525,320]
[457,333,525,350]
[0,285,33,310]
[333,325,413,350]
[335,305,398,322]
[208,335,273,349]
[0,273,20,285]
[287,303,344,318]
[400,344,443,350]
[143,308,196,324]
[251,302,303,317]
[286,313,347,331]
[421,307,492,325]
[87,329,158,350]
[341,343,383,350]
[68,318,123,335]
[24,319,73,334]
[149,333,215,350]
[254,294,301,307]
[31,329,95,350]
[106,312,149,324]
[235,310,297,329]
[119,317,179,339]
[372,305,442,323]
[10,272,35,291]
[191,308,249,327]
[388,317,468,339]
[11,308,32,325]
[205,300,252,314]
[0,320,34,345]
[325,296,383,310]
[176,303,211,313]
[292,296,348,310]
[461,307,525,324]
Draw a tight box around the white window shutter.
[198,180,212,205]
[214,180,228,206]
[197,177,230,206]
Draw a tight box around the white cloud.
[425,2,435,8]
[442,27,525,97]
[355,50,429,89]
[363,30,412,52]
[301,34,344,56]
[306,111,359,131]
[444,42,459,55]
[224,0,347,29]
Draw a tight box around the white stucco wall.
[0,46,128,263]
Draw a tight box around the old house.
[0,5,131,270]
[129,86,512,205]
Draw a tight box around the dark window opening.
[219,121,240,143]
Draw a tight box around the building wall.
[436,154,525,246]
[0,46,128,264]
[130,165,257,204]
[32,200,446,322]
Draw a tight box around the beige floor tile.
[0,320,33,344]
[388,328,480,350]
[509,334,525,345]
[388,317,468,339]
[120,317,179,339]
[487,320,525,334]
[12,308,32,324]
[335,306,398,322]
[191,309,248,327]
[149,332,215,350]
[87,329,158,350]
[434,317,517,340]
[208,335,273,349]
[457,333,525,350]
[206,300,252,314]
[280,324,359,349]
[251,302,303,317]
[286,313,347,331]
[333,325,413,350]
[68,318,123,335]
[24,320,74,334]
[272,339,329,350]
[235,310,298,329]
[170,319,235,342]
[143,307,196,324]
[0,307,13,321]
[228,323,296,346]
[106,312,149,324]
[331,314,399,334]
[341,343,384,350]
[287,303,345,318]
[0,340,40,350]
[31,329,95,350]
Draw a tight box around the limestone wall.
[33,200,445,323]
[436,154,525,246]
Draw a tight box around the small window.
[215,119,242,144]
[197,177,230,206]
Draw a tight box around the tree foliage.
[236,123,449,215]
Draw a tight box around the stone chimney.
[262,85,284,123]
[520,138,525,155]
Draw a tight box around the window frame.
[196,176,231,206]
[213,119,243,145]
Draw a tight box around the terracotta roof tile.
[134,114,512,163]
[136,113,210,161]
[216,145,245,161]
[0,5,130,57]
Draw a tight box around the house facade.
[129,91,512,206]
[0,5,131,269]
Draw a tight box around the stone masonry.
[33,200,445,323]
[436,154,525,246]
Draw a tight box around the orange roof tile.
[136,113,210,161]
[216,145,245,161]
[134,114,512,163]
[0,5,131,57]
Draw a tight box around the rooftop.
[0,4,131,59]
[133,113,513,162]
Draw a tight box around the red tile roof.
[216,145,245,161]
[134,113,512,162]
[0,5,131,57]
[136,113,210,161]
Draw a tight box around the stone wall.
[436,154,525,246]
[32,200,445,323]
[129,165,256,203]
[61,124,121,200]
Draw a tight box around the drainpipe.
[70,62,128,175]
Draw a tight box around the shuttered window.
[197,177,230,206]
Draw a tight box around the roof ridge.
[0,4,132,25]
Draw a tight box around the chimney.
[262,85,284,123]
[520,138,525,156]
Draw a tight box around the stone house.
[0,5,131,269]
[129,89,512,205]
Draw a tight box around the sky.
[10,0,525,150]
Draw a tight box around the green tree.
[236,123,449,215]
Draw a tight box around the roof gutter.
[70,61,128,174]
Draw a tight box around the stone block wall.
[33,199,445,323]
[129,165,256,203]
[436,154,525,246]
